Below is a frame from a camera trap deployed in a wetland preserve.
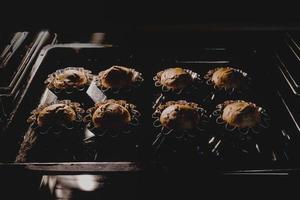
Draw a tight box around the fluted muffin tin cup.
[82,101,141,161]
[208,101,272,160]
[95,68,144,99]
[151,102,209,152]
[24,100,86,162]
[202,68,252,108]
[44,67,94,103]
[83,102,141,138]
[151,101,211,166]
[27,100,85,137]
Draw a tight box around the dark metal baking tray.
[135,46,300,173]
[1,43,299,174]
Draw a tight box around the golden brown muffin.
[221,101,261,128]
[157,101,202,130]
[98,66,142,90]
[47,69,91,90]
[37,104,77,127]
[211,67,244,90]
[92,100,132,130]
[157,67,193,90]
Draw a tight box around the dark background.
[2,1,300,31]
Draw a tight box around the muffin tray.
[1,43,299,174]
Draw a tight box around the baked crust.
[211,67,244,89]
[158,101,201,130]
[158,68,193,90]
[221,101,261,128]
[37,104,77,127]
[50,69,89,89]
[98,66,137,89]
[92,100,132,129]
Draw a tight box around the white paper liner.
[86,81,107,103]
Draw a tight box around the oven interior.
[0,28,299,198]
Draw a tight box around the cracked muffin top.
[156,67,193,90]
[221,100,261,128]
[46,68,93,90]
[36,103,77,127]
[91,99,132,130]
[98,66,143,90]
[157,101,204,130]
[205,67,247,90]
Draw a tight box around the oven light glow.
[76,175,100,191]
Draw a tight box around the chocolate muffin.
[153,100,207,131]
[84,99,140,134]
[152,100,209,163]
[159,68,193,89]
[27,100,84,129]
[37,104,77,127]
[221,101,261,129]
[16,100,85,162]
[45,67,93,92]
[92,101,131,130]
[83,99,141,161]
[97,66,143,92]
[154,67,200,93]
[160,103,199,130]
[212,100,270,133]
[204,67,249,91]
[208,100,272,159]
